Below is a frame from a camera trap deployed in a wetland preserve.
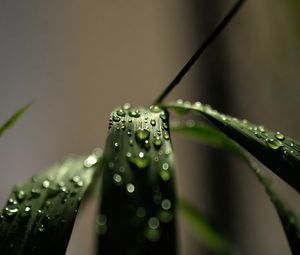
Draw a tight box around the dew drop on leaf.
[16,190,26,202]
[161,199,171,210]
[113,174,122,184]
[149,105,162,113]
[116,109,126,117]
[42,180,50,189]
[20,206,31,218]
[266,139,283,150]
[84,154,98,167]
[136,207,146,218]
[3,207,18,218]
[153,138,163,148]
[148,217,160,229]
[129,110,140,118]
[38,224,45,232]
[275,132,285,141]
[135,129,150,143]
[126,183,135,193]
[150,119,156,126]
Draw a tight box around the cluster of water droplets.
[0,153,101,243]
[170,99,300,161]
[99,104,176,246]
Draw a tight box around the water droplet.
[163,132,170,140]
[113,174,122,184]
[275,132,285,141]
[136,207,146,218]
[16,190,26,202]
[38,224,45,232]
[42,180,50,189]
[116,109,126,117]
[127,130,132,136]
[176,99,183,105]
[161,199,171,210]
[126,183,135,193]
[148,217,160,229]
[160,170,171,181]
[144,139,150,150]
[153,138,163,148]
[149,105,162,113]
[162,123,168,130]
[123,103,131,110]
[150,119,156,126]
[159,211,173,223]
[127,154,150,169]
[76,180,84,187]
[112,115,121,122]
[162,163,169,170]
[159,112,167,120]
[114,142,119,150]
[46,187,61,197]
[129,139,134,146]
[129,110,140,118]
[71,176,81,183]
[96,214,107,235]
[193,101,203,111]
[135,129,150,143]
[84,154,98,167]
[20,206,31,218]
[3,207,18,218]
[266,139,283,150]
[7,198,18,205]
[145,228,160,242]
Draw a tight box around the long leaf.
[165,100,300,192]
[178,198,238,255]
[98,104,177,254]
[0,102,32,137]
[171,121,300,254]
[0,150,102,255]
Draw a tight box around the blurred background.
[0,0,300,254]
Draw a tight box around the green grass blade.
[165,100,300,192]
[178,198,238,255]
[98,105,177,254]
[171,120,300,254]
[170,121,242,157]
[0,102,32,137]
[0,150,102,255]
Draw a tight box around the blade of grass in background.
[171,120,300,254]
[98,104,177,254]
[178,198,238,255]
[165,100,300,193]
[0,102,32,137]
[0,150,102,255]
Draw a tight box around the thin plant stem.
[154,0,246,104]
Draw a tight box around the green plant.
[1,0,300,254]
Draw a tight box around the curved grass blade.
[171,120,300,254]
[0,150,102,255]
[178,198,238,255]
[171,121,242,157]
[0,102,32,137]
[98,104,177,254]
[165,100,300,192]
